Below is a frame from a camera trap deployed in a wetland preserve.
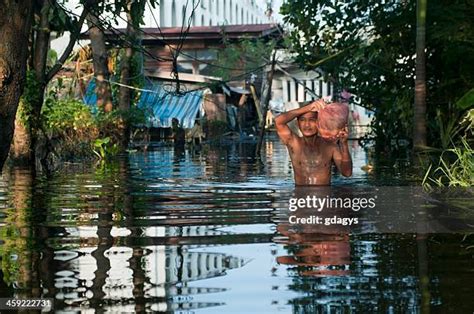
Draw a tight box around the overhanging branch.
[46,5,89,82]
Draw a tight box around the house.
[80,24,283,140]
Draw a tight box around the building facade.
[147,0,269,28]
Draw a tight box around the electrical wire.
[54,0,272,112]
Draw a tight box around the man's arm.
[332,127,352,177]
[274,100,325,145]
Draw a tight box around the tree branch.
[46,5,89,82]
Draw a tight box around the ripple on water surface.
[0,139,473,313]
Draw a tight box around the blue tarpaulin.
[83,79,205,129]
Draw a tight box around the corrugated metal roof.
[83,79,204,129]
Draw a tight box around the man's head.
[316,102,349,141]
[297,111,318,137]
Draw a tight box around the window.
[182,5,186,24]
[201,14,204,26]
[176,49,218,76]
[235,4,238,23]
[192,0,196,26]
[224,1,227,21]
[160,0,166,26]
[241,8,243,24]
[171,0,176,26]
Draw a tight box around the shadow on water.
[0,138,473,313]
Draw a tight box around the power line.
[55,1,271,99]
[111,0,271,72]
[63,1,270,75]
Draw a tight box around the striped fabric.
[83,79,204,129]
[138,82,204,129]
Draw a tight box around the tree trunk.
[10,101,32,162]
[414,0,427,150]
[118,0,144,149]
[256,50,277,156]
[118,1,136,149]
[87,12,113,113]
[0,1,34,171]
[28,0,52,168]
[8,1,89,171]
[118,6,134,112]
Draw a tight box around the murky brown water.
[0,137,473,313]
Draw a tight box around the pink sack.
[316,102,349,136]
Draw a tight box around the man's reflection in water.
[275,186,356,276]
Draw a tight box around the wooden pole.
[256,50,277,157]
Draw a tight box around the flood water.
[0,136,473,313]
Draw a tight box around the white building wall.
[145,0,268,28]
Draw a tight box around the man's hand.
[337,126,349,143]
[308,99,326,112]
[333,125,352,177]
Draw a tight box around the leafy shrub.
[423,109,474,188]
[42,98,95,134]
[41,98,98,160]
[423,138,473,188]
[93,137,119,159]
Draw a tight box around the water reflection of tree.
[0,168,54,303]
[0,168,36,296]
[89,210,113,310]
[95,157,246,312]
[119,157,146,313]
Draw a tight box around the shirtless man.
[275,100,352,185]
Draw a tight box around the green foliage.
[47,1,79,36]
[93,137,119,159]
[209,38,276,81]
[423,138,474,188]
[0,225,22,286]
[19,71,43,128]
[95,105,147,134]
[111,48,145,105]
[41,96,98,160]
[281,0,474,149]
[455,88,474,111]
[42,98,95,135]
[38,71,150,162]
[423,109,473,188]
[47,49,58,69]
